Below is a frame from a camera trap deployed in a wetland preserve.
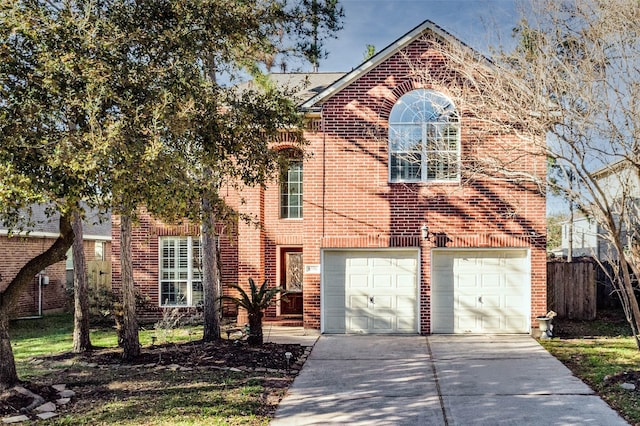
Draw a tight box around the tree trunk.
[202,192,221,342]
[72,210,92,353]
[0,213,74,389]
[0,309,17,391]
[618,254,640,350]
[247,312,263,346]
[120,214,140,360]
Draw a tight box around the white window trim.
[388,90,461,183]
[281,159,303,219]
[158,236,202,308]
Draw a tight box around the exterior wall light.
[421,224,431,241]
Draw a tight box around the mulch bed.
[1,339,306,417]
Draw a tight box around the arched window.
[389,89,460,182]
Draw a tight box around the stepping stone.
[35,401,56,412]
[2,415,30,424]
[37,412,58,420]
[621,382,636,391]
[52,384,66,392]
[56,398,71,405]
[58,389,76,398]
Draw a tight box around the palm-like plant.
[221,278,285,345]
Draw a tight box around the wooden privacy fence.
[547,260,596,320]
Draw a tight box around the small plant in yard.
[153,307,185,343]
[221,278,285,346]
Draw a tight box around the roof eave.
[300,20,490,110]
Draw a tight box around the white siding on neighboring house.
[560,216,599,258]
[596,163,640,203]
[559,160,640,262]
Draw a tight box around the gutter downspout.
[15,274,45,320]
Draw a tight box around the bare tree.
[506,0,640,347]
[381,1,640,345]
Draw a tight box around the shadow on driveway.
[271,335,628,426]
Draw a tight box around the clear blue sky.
[319,0,522,72]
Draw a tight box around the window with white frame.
[159,236,203,307]
[389,89,460,182]
[94,241,105,261]
[280,157,303,219]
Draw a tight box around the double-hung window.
[280,157,303,219]
[159,236,203,307]
[389,89,460,182]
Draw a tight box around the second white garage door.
[323,250,419,334]
[431,249,530,334]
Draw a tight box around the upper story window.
[159,236,203,307]
[389,89,460,182]
[280,152,303,219]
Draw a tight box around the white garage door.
[323,250,419,334]
[431,249,530,334]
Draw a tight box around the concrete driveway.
[271,335,628,425]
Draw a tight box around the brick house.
[1,206,112,318]
[112,20,547,334]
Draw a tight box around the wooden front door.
[281,249,303,315]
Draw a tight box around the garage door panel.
[372,257,392,268]
[348,315,370,332]
[482,295,501,308]
[505,315,528,332]
[504,295,525,307]
[373,275,392,288]
[481,316,502,332]
[480,274,502,289]
[349,274,369,288]
[458,295,480,309]
[348,258,368,267]
[396,295,415,310]
[432,250,530,334]
[375,296,393,309]
[458,274,478,289]
[373,316,393,331]
[396,318,415,331]
[349,295,369,309]
[397,275,415,288]
[457,314,478,332]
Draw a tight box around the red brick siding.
[1,232,110,319]
[111,208,241,322]
[293,36,546,332]
[113,32,547,332]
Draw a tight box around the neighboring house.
[559,159,640,262]
[558,215,599,259]
[1,206,111,318]
[112,20,547,334]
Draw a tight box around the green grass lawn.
[540,312,640,424]
[7,313,285,425]
[10,313,202,379]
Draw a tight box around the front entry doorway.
[281,248,303,315]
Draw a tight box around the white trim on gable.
[301,20,489,111]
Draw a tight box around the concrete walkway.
[271,335,628,425]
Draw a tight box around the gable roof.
[0,205,111,240]
[301,19,490,111]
